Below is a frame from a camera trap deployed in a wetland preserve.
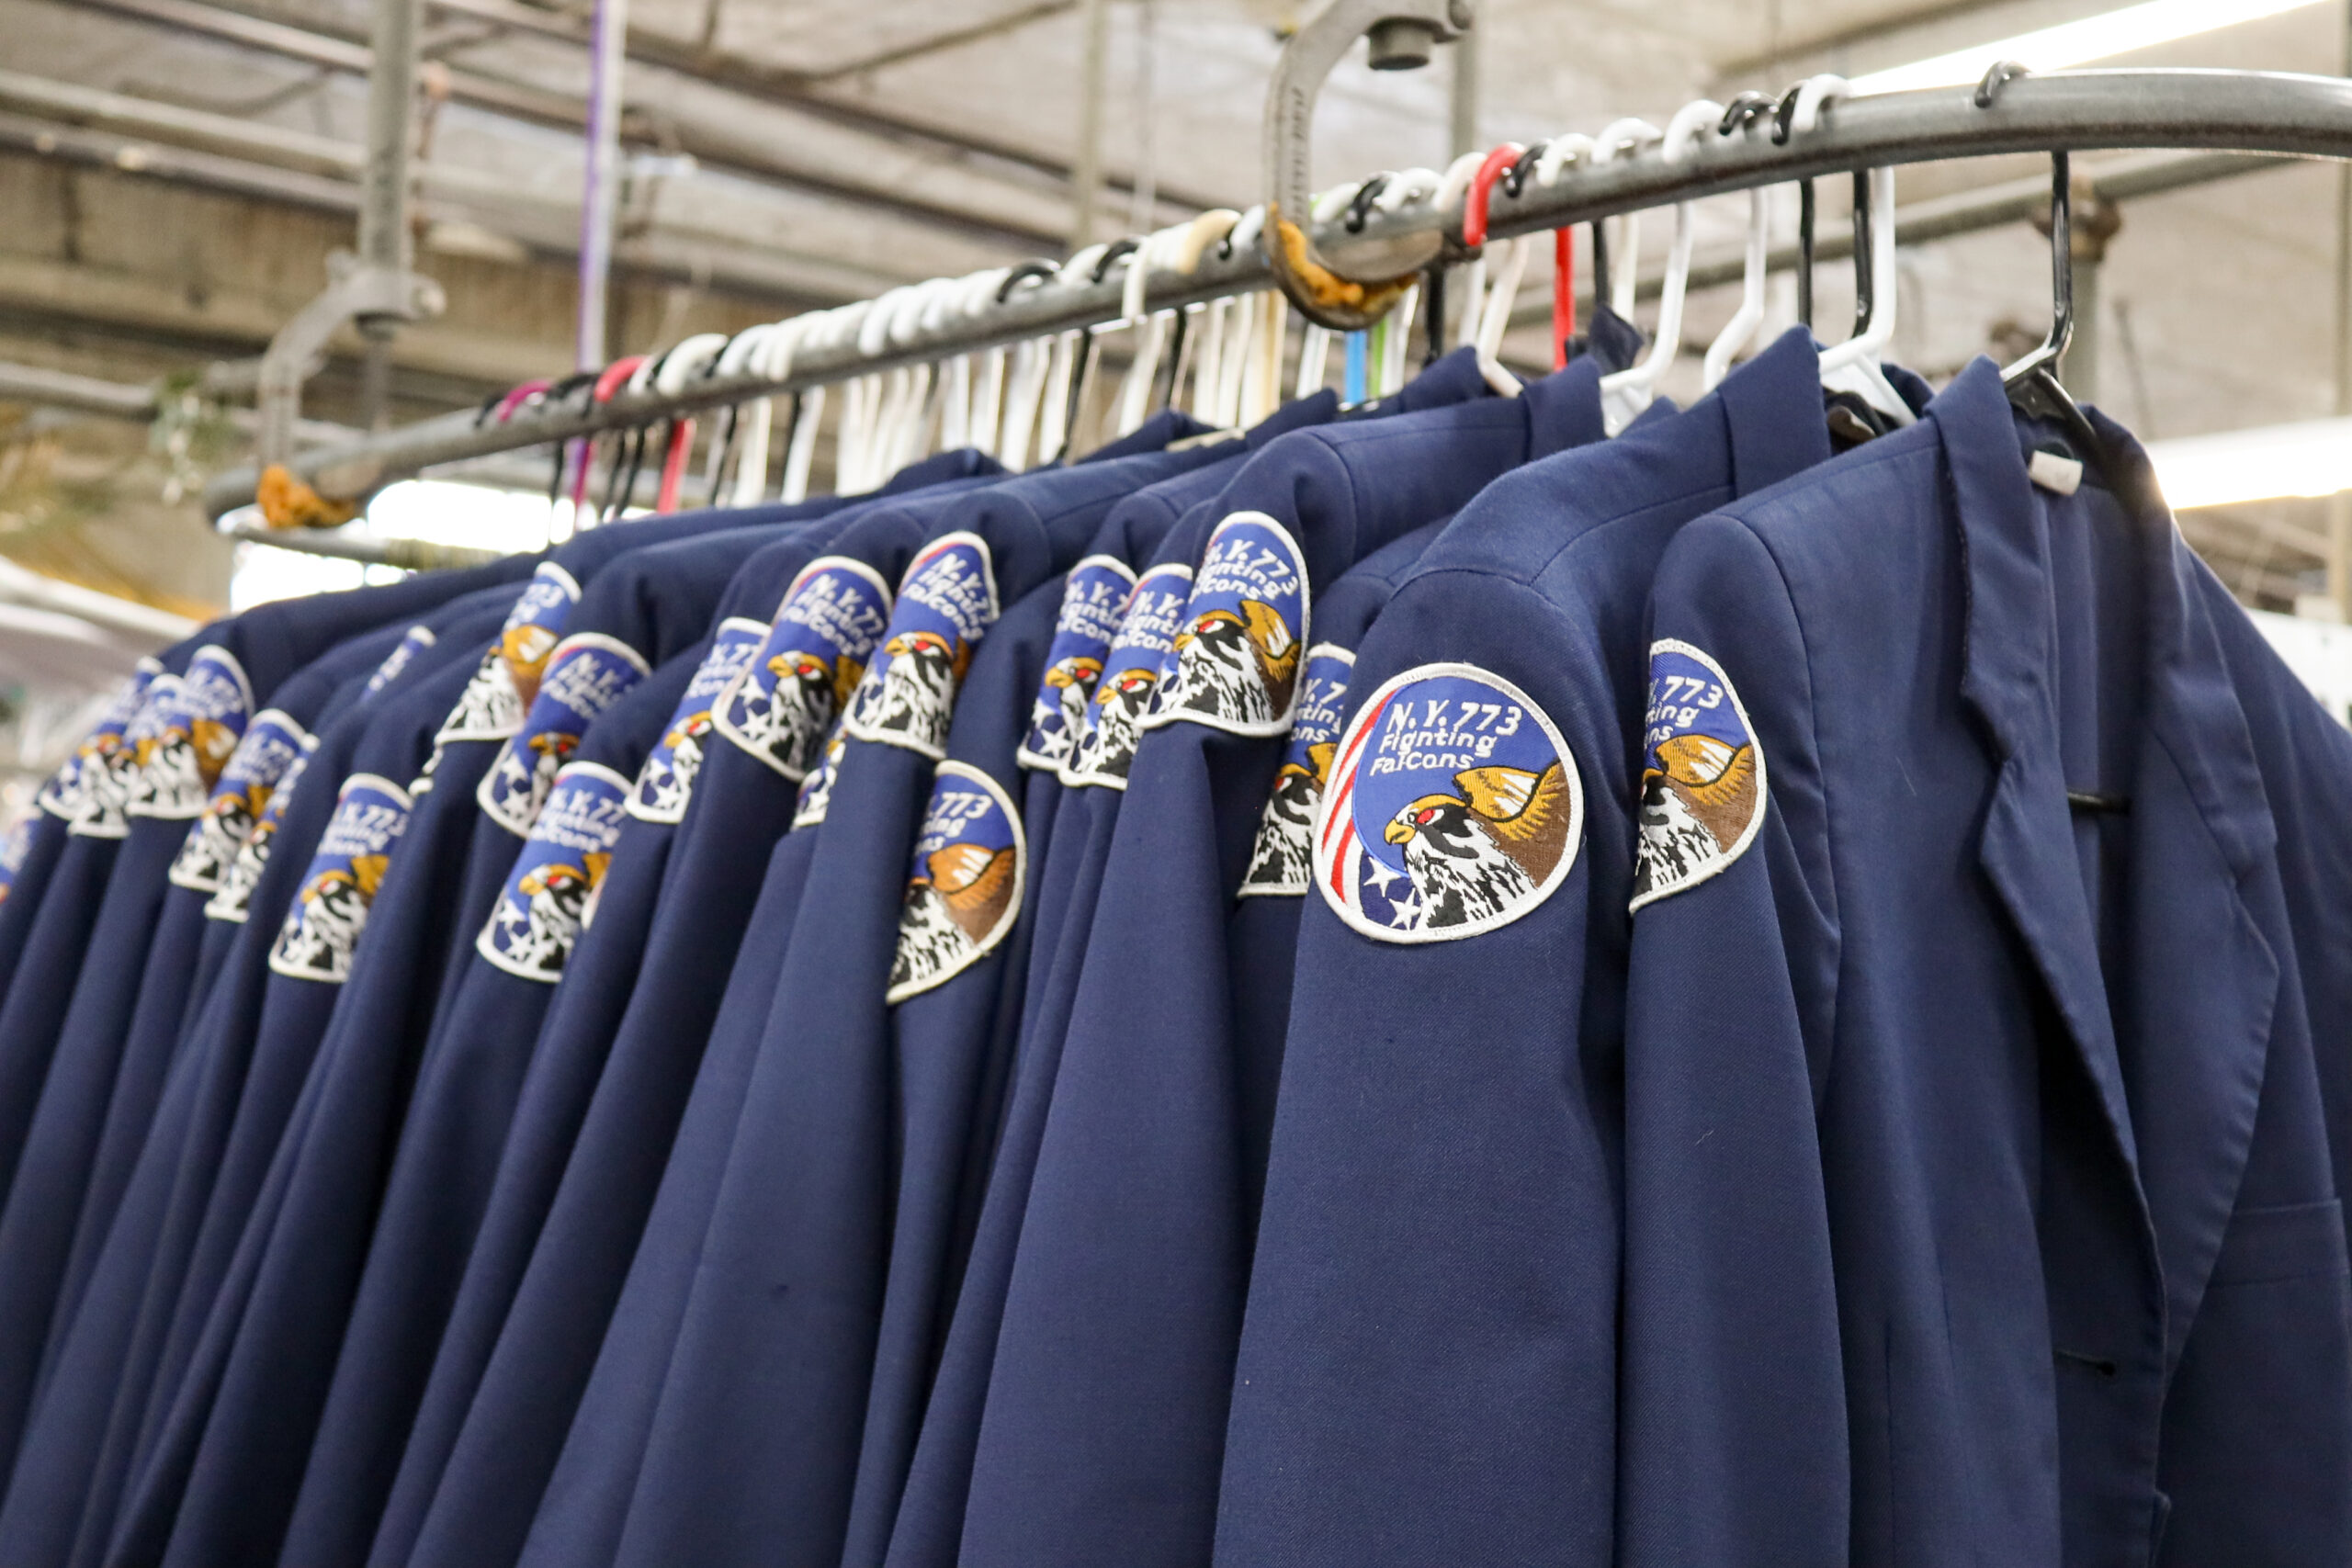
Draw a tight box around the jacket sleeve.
[1620,513,1847,1568]
[1215,569,1618,1568]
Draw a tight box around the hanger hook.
[996,260,1059,304]
[1850,168,1874,342]
[1975,58,2030,109]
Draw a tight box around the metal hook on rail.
[1261,0,1474,330]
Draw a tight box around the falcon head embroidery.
[1083,664,1160,775]
[1382,761,1572,929]
[502,625,560,705]
[191,717,241,787]
[772,648,839,712]
[891,840,1017,995]
[1242,741,1338,894]
[1639,733,1758,855]
[869,630,967,747]
[1173,600,1300,724]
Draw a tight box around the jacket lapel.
[2098,415,2280,1373]
[1939,362,2147,1202]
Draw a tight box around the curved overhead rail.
[207,68,2352,520]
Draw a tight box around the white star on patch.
[1363,858,1403,896]
[1386,897,1420,931]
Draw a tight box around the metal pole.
[2334,0,2352,618]
[577,0,628,369]
[1070,0,1110,250]
[1448,15,1477,159]
[356,0,417,279]
[205,70,2352,516]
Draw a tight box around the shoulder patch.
[74,674,184,839]
[170,707,311,893]
[633,617,765,822]
[0,809,30,906]
[1630,639,1766,911]
[888,761,1023,1003]
[130,646,253,820]
[478,632,650,836]
[1238,644,1356,898]
[268,772,412,981]
[791,723,849,829]
[716,556,893,780]
[479,761,630,981]
[43,664,156,828]
[1150,512,1309,736]
[363,624,437,698]
[1065,563,1192,789]
[1314,662,1581,943]
[205,730,316,921]
[843,531,998,758]
[438,561,584,745]
[1018,555,1136,773]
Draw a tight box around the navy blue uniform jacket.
[551,423,1222,1568]
[298,551,842,1568]
[0,608,504,1568]
[1216,329,1836,1568]
[115,513,834,1568]
[961,350,1615,1568]
[0,617,416,1461]
[405,470,1007,1568]
[103,646,518,1568]
[844,397,1348,1568]
[1616,360,2352,1566]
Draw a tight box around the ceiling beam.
[0,115,904,312]
[796,0,1080,84]
[414,0,1227,214]
[62,0,1091,252]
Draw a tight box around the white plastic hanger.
[1781,76,1915,427]
[1470,235,1532,396]
[1598,103,1712,434]
[1592,119,1659,324]
[1703,186,1770,389]
[1380,282,1418,393]
[1817,164,1917,425]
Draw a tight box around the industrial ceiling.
[0,0,2342,611]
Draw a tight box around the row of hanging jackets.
[0,312,2346,1568]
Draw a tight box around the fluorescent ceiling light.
[2146,416,2352,511]
[1849,0,2324,95]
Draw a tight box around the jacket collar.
[1715,327,1832,492]
[1935,360,2279,1370]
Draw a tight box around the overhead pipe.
[202,70,2352,520]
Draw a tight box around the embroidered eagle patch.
[130,646,254,822]
[633,617,765,823]
[46,663,158,837]
[478,633,650,837]
[717,556,893,781]
[170,707,311,894]
[205,732,315,922]
[888,761,1023,1003]
[843,533,998,759]
[1150,512,1308,736]
[1238,644,1356,898]
[442,562,582,743]
[1315,663,1580,942]
[1065,563,1192,790]
[1630,639,1765,910]
[480,761,629,980]
[1018,556,1136,773]
[791,723,849,830]
[362,625,436,699]
[268,773,412,982]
